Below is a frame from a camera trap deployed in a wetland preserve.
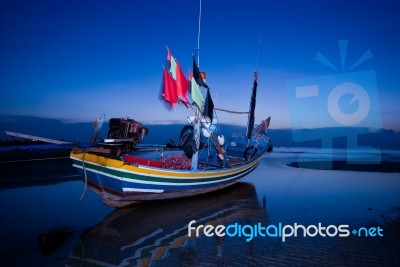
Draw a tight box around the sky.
[1,0,399,130]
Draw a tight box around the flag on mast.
[192,56,209,89]
[204,88,214,121]
[175,60,190,107]
[162,47,190,108]
[167,48,177,79]
[189,70,204,108]
[162,67,178,108]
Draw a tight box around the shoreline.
[287,160,400,173]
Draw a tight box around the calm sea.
[0,148,399,266]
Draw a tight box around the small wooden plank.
[103,138,133,143]
[226,156,246,167]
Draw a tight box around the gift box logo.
[287,40,381,169]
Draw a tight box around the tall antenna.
[197,0,202,66]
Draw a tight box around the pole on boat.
[245,33,262,147]
[246,73,258,147]
[197,0,202,67]
[191,0,203,171]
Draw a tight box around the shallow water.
[0,147,399,266]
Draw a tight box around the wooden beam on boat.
[134,144,167,152]
[86,147,115,154]
[4,131,72,145]
[72,146,116,155]
[103,138,134,143]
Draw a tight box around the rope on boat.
[214,107,249,114]
[79,151,88,201]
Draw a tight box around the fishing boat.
[70,46,271,207]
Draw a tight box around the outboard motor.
[108,118,148,147]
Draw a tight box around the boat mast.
[191,0,203,171]
[197,0,202,66]
[246,33,262,147]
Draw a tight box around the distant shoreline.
[1,115,400,149]
[287,160,400,173]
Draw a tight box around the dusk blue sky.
[1,0,399,130]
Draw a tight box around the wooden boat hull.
[70,149,267,207]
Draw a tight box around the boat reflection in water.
[67,182,267,266]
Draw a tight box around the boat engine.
[107,118,148,147]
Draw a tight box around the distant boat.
[70,47,271,208]
[0,131,77,189]
[0,130,74,161]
